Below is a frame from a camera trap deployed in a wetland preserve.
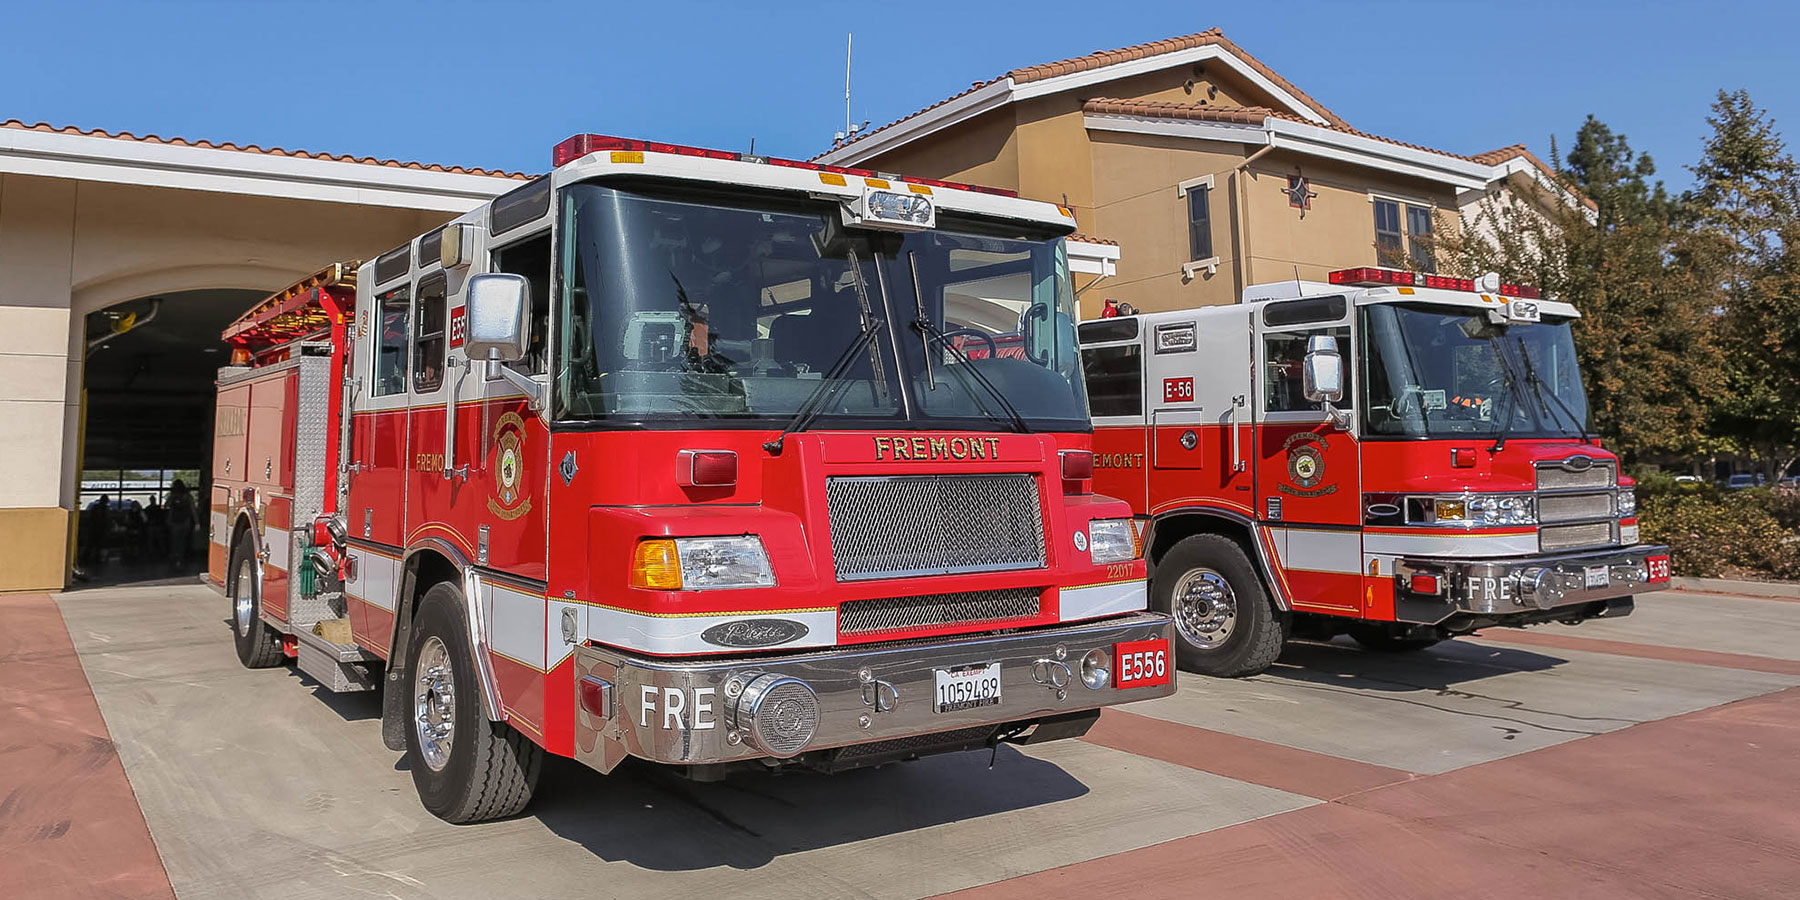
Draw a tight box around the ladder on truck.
[218,262,374,692]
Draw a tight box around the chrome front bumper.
[1396,544,1671,621]
[572,611,1174,773]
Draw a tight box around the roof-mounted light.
[1328,266,1541,299]
[550,134,1020,197]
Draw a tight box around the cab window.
[1264,328,1350,413]
[373,285,410,397]
[493,233,552,376]
[412,275,447,392]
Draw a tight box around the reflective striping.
[586,604,839,657]
[1269,527,1362,574]
[487,582,546,670]
[344,546,399,611]
[1363,529,1540,557]
[264,526,290,572]
[1060,580,1148,621]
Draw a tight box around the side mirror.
[1302,334,1344,403]
[465,273,530,363]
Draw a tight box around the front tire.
[405,581,542,824]
[230,533,284,668]
[1155,534,1286,677]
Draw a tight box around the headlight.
[1087,519,1139,564]
[1618,490,1637,517]
[630,536,775,590]
[1408,494,1536,527]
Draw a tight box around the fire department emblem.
[488,412,532,520]
[1279,431,1337,497]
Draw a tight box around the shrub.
[1638,486,1800,579]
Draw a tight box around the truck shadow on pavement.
[1262,636,1568,693]
[531,744,1089,870]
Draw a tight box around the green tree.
[1689,90,1800,479]
[1451,117,1724,463]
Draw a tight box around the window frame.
[1373,198,1404,268]
[1405,203,1436,273]
[1176,174,1220,279]
[411,273,448,393]
[371,284,412,398]
[489,229,554,379]
[1080,341,1145,421]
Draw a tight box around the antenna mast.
[843,33,853,139]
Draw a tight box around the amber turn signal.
[629,539,683,590]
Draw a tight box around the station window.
[1406,204,1437,273]
[413,275,447,392]
[1082,343,1143,418]
[1373,199,1403,267]
[1187,185,1213,262]
[1264,328,1351,413]
[492,233,552,376]
[372,286,410,397]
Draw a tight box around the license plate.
[934,663,1001,713]
[1114,639,1171,689]
[1584,565,1610,589]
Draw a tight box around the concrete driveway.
[8,584,1800,899]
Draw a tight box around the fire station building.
[814,28,1589,320]
[0,123,526,591]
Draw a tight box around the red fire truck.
[1078,267,1671,677]
[207,135,1174,823]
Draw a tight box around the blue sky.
[4,0,1794,191]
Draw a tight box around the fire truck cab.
[1079,267,1671,677]
[209,135,1174,823]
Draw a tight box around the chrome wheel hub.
[413,636,456,772]
[233,562,253,636]
[1171,568,1237,650]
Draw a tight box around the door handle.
[1230,394,1246,473]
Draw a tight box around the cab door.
[1079,319,1148,509]
[1251,297,1362,615]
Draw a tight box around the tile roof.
[818,27,1350,161]
[0,119,532,179]
[1471,143,1597,211]
[1068,233,1119,245]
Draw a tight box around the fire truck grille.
[1536,462,1616,492]
[825,474,1046,581]
[1540,521,1616,553]
[839,588,1043,635]
[1538,492,1614,523]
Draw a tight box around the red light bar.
[1328,267,1415,287]
[552,134,1020,198]
[1422,274,1476,292]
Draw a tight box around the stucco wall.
[0,172,452,590]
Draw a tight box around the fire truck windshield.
[1361,302,1590,439]
[555,182,1089,431]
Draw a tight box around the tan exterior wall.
[1241,155,1457,287]
[0,172,451,591]
[858,108,1021,196]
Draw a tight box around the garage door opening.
[76,288,266,587]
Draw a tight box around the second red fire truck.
[208,135,1174,823]
[1079,268,1671,677]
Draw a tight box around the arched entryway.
[73,288,265,586]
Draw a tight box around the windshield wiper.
[1514,336,1592,444]
[905,251,1029,433]
[761,317,884,454]
[1487,337,1531,452]
[763,249,888,454]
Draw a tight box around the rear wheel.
[405,581,542,824]
[230,532,284,668]
[1155,534,1286,677]
[1347,623,1443,653]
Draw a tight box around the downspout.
[1232,144,1276,297]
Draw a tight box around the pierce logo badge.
[700,619,810,648]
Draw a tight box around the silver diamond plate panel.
[839,588,1042,635]
[1537,462,1616,492]
[1540,520,1615,552]
[1538,492,1613,523]
[288,354,340,625]
[826,475,1046,581]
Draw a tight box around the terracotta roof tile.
[1068,232,1118,245]
[819,27,1352,161]
[0,119,533,179]
[1471,143,1598,211]
[1083,97,1272,126]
